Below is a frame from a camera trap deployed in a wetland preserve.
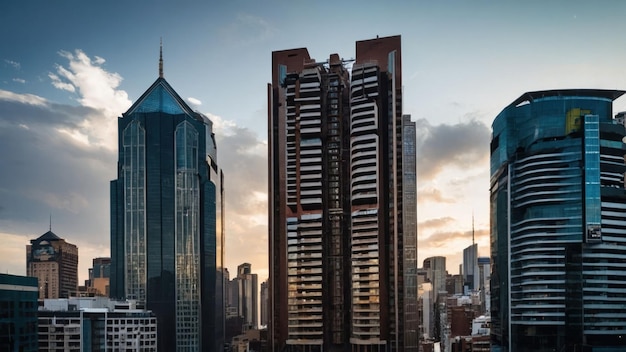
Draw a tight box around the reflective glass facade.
[401,115,418,351]
[111,77,224,352]
[122,120,146,302]
[0,274,38,352]
[490,90,626,352]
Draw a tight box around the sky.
[2,1,626,284]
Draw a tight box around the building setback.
[26,229,78,299]
[490,89,626,351]
[268,35,417,352]
[110,48,225,351]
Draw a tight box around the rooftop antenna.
[472,211,475,246]
[159,38,163,78]
[49,214,52,231]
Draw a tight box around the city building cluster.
[1,34,626,352]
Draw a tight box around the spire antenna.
[159,38,163,78]
[49,214,52,231]
[472,211,475,246]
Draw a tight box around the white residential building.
[38,297,157,351]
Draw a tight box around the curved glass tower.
[490,89,626,352]
[110,58,225,351]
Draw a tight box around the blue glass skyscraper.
[490,89,626,352]
[110,49,225,351]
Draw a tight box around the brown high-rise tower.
[27,229,78,299]
[268,35,417,352]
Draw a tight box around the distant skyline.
[2,1,626,283]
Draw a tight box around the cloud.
[421,228,487,248]
[419,217,456,230]
[4,59,20,70]
[0,232,31,276]
[49,49,132,150]
[448,170,488,187]
[187,97,202,106]
[0,47,270,284]
[418,187,455,204]
[0,91,116,227]
[416,117,490,181]
[39,191,90,214]
[54,50,131,115]
[0,96,116,281]
[208,112,239,137]
[0,50,130,282]
[93,56,106,65]
[49,73,76,92]
[212,123,268,274]
[0,89,47,106]
[12,78,26,84]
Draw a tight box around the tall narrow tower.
[237,263,258,329]
[110,48,225,351]
[268,35,417,352]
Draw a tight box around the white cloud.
[56,127,90,146]
[1,50,270,283]
[50,49,133,150]
[205,112,238,137]
[93,56,106,65]
[12,78,26,84]
[4,59,20,70]
[55,50,131,116]
[187,97,202,106]
[0,89,48,106]
[49,72,76,92]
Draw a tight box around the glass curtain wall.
[175,121,201,350]
[123,120,146,303]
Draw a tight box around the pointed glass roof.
[124,77,195,117]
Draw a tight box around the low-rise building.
[38,297,157,351]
